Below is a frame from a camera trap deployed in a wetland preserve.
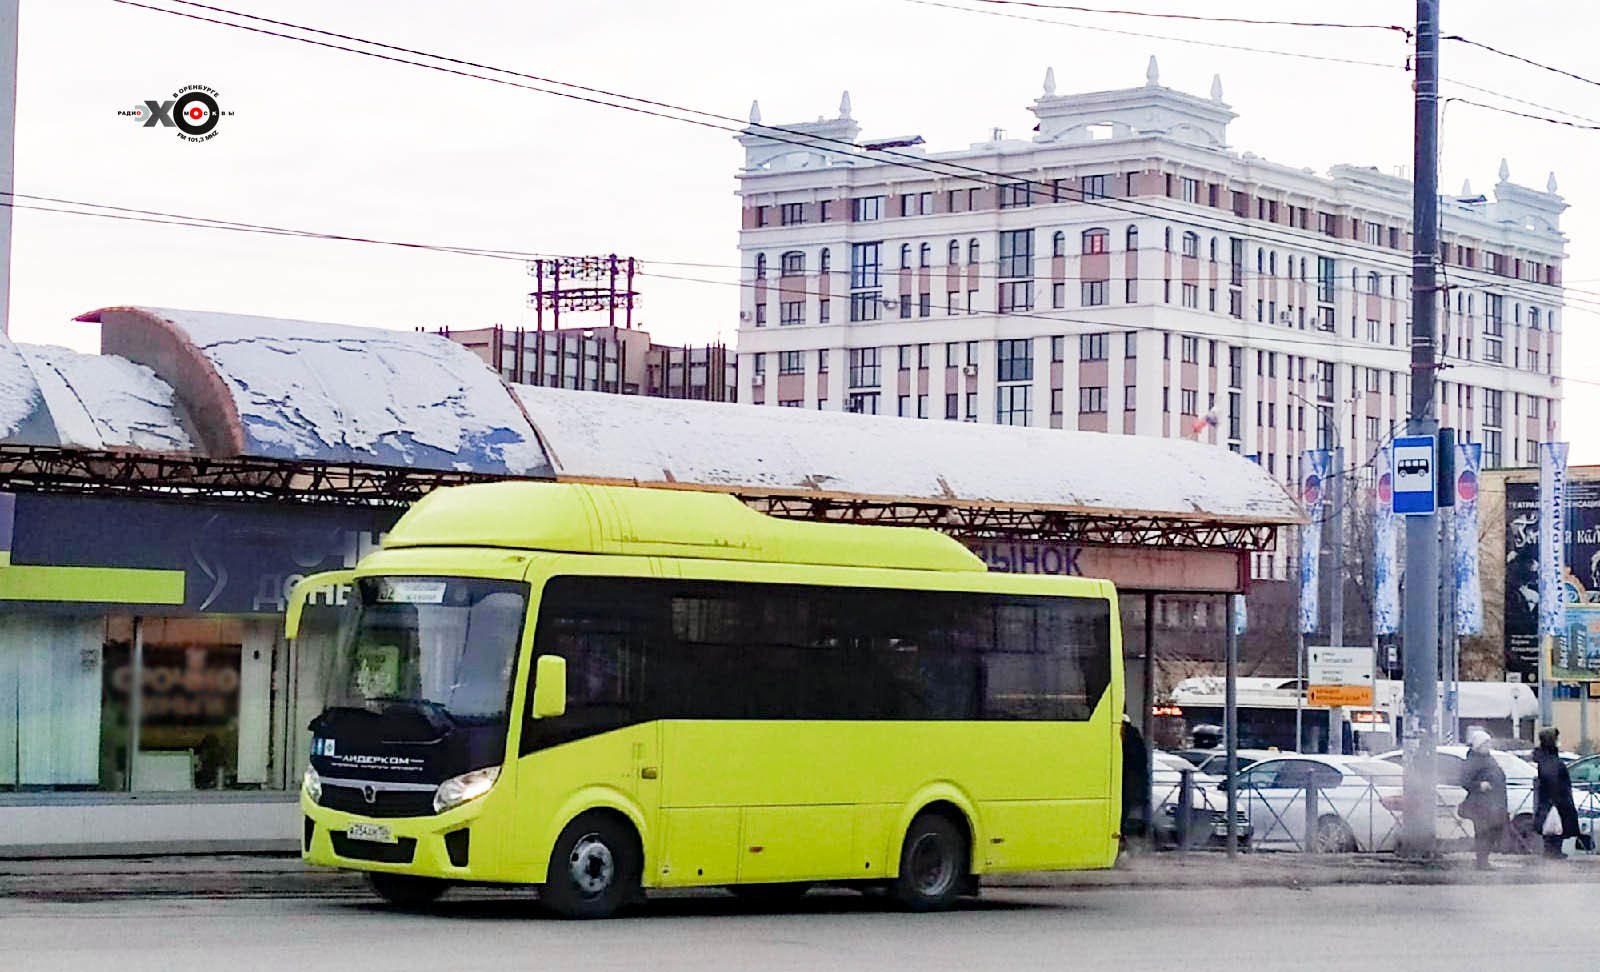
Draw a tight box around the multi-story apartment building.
[734,61,1567,488]
[438,323,737,401]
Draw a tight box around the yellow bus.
[289,482,1122,918]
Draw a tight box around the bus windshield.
[328,576,528,723]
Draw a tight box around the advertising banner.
[1506,477,1600,680]
[1560,605,1600,681]
[1453,442,1484,635]
[1539,443,1569,653]
[1298,450,1332,635]
[1373,447,1399,637]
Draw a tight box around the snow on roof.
[513,386,1301,524]
[127,308,551,475]
[18,344,194,452]
[0,332,55,444]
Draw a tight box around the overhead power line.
[1443,34,1600,90]
[1443,97,1600,133]
[112,0,1581,314]
[962,0,1411,36]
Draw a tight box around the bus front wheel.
[541,811,642,919]
[366,872,450,908]
[890,810,968,912]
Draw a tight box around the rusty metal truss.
[0,445,1280,551]
[0,445,516,507]
[745,494,1279,551]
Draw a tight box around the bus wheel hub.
[569,834,615,895]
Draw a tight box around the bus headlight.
[302,765,322,804]
[433,766,500,814]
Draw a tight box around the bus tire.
[540,811,642,920]
[890,810,968,912]
[366,872,450,908]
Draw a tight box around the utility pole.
[1330,442,1345,755]
[1401,0,1442,856]
[0,0,18,336]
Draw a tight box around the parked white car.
[1151,751,1251,847]
[1224,754,1409,852]
[1376,746,1538,850]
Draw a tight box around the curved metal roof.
[77,306,552,476]
[513,385,1301,526]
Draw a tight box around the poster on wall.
[1505,478,1600,680]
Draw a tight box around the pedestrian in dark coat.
[1458,727,1509,869]
[1533,727,1579,859]
[1121,716,1150,841]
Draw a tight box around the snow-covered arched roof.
[513,385,1301,526]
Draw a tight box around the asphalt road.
[3,881,1589,972]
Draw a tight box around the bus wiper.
[368,696,458,736]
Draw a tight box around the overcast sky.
[9,0,1599,459]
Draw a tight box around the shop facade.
[0,489,402,854]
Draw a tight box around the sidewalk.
[4,850,1599,900]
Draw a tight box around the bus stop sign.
[1391,435,1437,516]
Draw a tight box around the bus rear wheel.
[366,872,450,908]
[890,810,968,912]
[541,812,642,919]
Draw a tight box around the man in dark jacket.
[1121,716,1150,844]
[1458,727,1509,869]
[1534,727,1579,859]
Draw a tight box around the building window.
[945,393,958,420]
[780,202,805,226]
[964,392,977,420]
[1082,174,1109,199]
[849,242,881,289]
[1485,430,1502,468]
[919,243,931,268]
[849,293,880,323]
[967,238,981,264]
[947,240,960,265]
[1181,283,1198,308]
[899,243,912,269]
[755,253,767,278]
[1125,332,1137,357]
[999,281,1034,313]
[754,206,768,228]
[1180,177,1200,203]
[820,249,831,273]
[898,294,913,319]
[1181,231,1200,258]
[819,299,831,323]
[1124,385,1137,411]
[1079,333,1107,362]
[1052,283,1065,308]
[1484,388,1503,428]
[819,200,833,223]
[1052,231,1066,258]
[995,339,1034,382]
[1051,388,1063,415]
[1079,386,1106,413]
[996,385,1032,426]
[780,251,805,275]
[1181,336,1199,363]
[1126,279,1139,303]
[1050,336,1064,361]
[754,302,767,325]
[1082,280,1108,306]
[818,349,829,371]
[752,353,766,377]
[1365,221,1383,245]
[1081,228,1109,255]
[999,182,1032,208]
[917,394,929,418]
[1180,389,1198,415]
[999,229,1034,278]
[967,289,979,314]
[919,293,931,317]
[1316,256,1336,303]
[847,347,881,388]
[780,301,805,326]
[778,350,804,374]
[851,195,883,222]
[779,400,802,408]
[845,392,880,414]
[1126,225,1139,251]
[1228,346,1243,388]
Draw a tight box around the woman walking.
[1458,728,1508,869]
[1533,727,1579,859]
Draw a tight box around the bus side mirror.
[530,655,567,719]
[285,570,357,640]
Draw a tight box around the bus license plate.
[347,823,396,844]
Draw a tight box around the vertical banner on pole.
[1299,449,1332,635]
[1373,446,1400,636]
[1540,442,1570,662]
[1232,593,1247,636]
[1453,442,1484,636]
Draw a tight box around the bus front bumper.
[301,793,490,879]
